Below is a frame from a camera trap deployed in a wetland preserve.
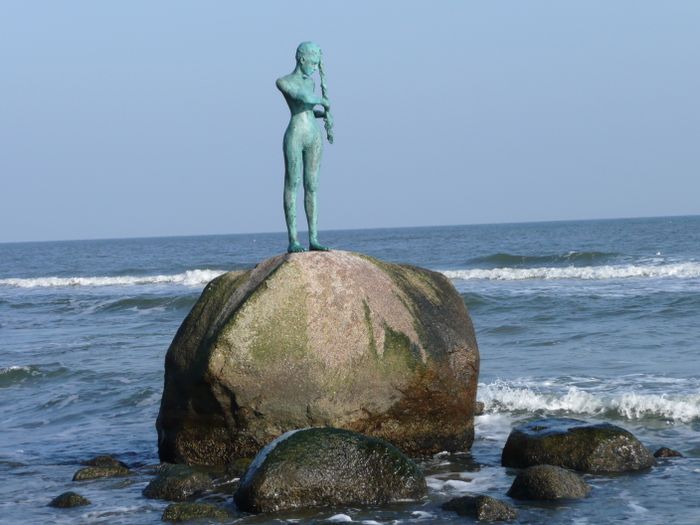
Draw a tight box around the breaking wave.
[443,262,700,281]
[0,269,226,288]
[466,251,619,267]
[0,364,69,388]
[479,379,700,422]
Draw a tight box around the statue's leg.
[304,138,329,251]
[284,139,305,253]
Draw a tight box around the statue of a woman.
[276,42,334,253]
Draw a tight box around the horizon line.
[2,212,698,246]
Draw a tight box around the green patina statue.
[276,42,334,253]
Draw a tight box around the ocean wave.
[0,364,68,388]
[0,269,226,289]
[97,295,197,312]
[443,262,700,281]
[479,380,700,422]
[467,251,619,267]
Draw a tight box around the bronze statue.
[276,42,334,253]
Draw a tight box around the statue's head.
[295,41,322,77]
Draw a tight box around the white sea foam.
[479,380,700,422]
[327,514,353,523]
[442,262,700,281]
[0,269,225,288]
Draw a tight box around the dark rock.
[475,401,485,416]
[501,418,656,473]
[507,465,590,500]
[72,465,131,481]
[225,457,253,478]
[81,454,129,469]
[156,251,480,466]
[161,502,230,521]
[234,427,427,513]
[442,495,517,521]
[48,491,91,508]
[654,447,683,458]
[143,464,213,501]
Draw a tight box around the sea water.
[1,216,699,524]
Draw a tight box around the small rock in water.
[143,464,213,502]
[72,465,131,481]
[442,494,517,521]
[501,417,656,473]
[507,465,590,500]
[474,401,485,415]
[654,447,683,458]
[161,502,230,522]
[80,454,129,469]
[48,491,91,508]
[234,427,427,513]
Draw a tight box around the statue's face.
[299,55,319,77]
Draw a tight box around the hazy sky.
[1,1,698,242]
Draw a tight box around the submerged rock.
[161,502,230,522]
[80,454,129,469]
[143,464,213,501]
[233,427,427,513]
[501,418,656,473]
[48,491,91,508]
[442,494,517,521]
[72,465,131,481]
[654,447,683,458]
[157,251,479,465]
[507,465,590,500]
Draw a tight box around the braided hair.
[318,58,334,144]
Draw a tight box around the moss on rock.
[161,502,230,522]
[48,491,91,508]
[72,465,131,481]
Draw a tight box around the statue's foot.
[288,242,307,253]
[309,241,330,252]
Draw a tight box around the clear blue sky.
[1,1,698,242]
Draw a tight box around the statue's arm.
[276,78,323,106]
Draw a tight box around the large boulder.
[233,427,427,513]
[157,251,479,465]
[501,418,655,473]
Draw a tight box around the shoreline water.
[1,216,699,524]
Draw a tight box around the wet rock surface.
[654,447,683,458]
[48,491,91,508]
[161,502,231,521]
[143,464,213,501]
[157,251,479,465]
[501,418,656,473]
[507,465,591,500]
[72,465,131,481]
[234,427,427,513]
[442,494,517,521]
[80,454,129,469]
